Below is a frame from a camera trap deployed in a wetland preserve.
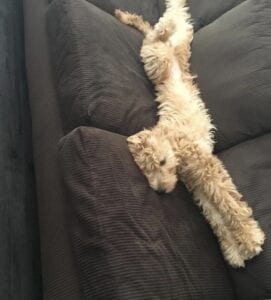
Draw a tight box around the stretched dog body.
[115,0,264,267]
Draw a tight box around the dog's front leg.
[176,139,265,264]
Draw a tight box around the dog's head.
[127,127,178,193]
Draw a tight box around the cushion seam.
[216,131,271,154]
[195,0,247,33]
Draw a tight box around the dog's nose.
[157,187,166,194]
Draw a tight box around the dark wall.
[0,0,42,298]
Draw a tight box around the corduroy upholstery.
[23,0,271,298]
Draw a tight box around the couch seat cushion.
[58,126,234,299]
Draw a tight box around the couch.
[23,0,271,299]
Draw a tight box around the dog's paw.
[227,253,245,268]
[114,9,131,24]
[223,242,245,268]
[114,9,124,20]
[237,218,265,261]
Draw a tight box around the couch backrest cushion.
[86,0,165,26]
[47,0,157,135]
[191,0,271,151]
[86,0,245,31]
[187,0,245,31]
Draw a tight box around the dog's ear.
[127,134,142,146]
[127,130,150,148]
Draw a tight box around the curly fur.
[115,0,265,268]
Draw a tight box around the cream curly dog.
[115,0,265,267]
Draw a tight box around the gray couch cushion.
[187,0,245,31]
[47,0,157,134]
[87,0,165,26]
[218,135,271,299]
[59,126,234,299]
[86,0,245,31]
[191,0,271,151]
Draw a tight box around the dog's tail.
[115,9,152,35]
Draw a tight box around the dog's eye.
[160,158,166,166]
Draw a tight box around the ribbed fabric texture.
[45,0,271,299]
[48,0,271,151]
[47,0,157,135]
[191,0,271,152]
[59,127,234,299]
[219,134,271,300]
